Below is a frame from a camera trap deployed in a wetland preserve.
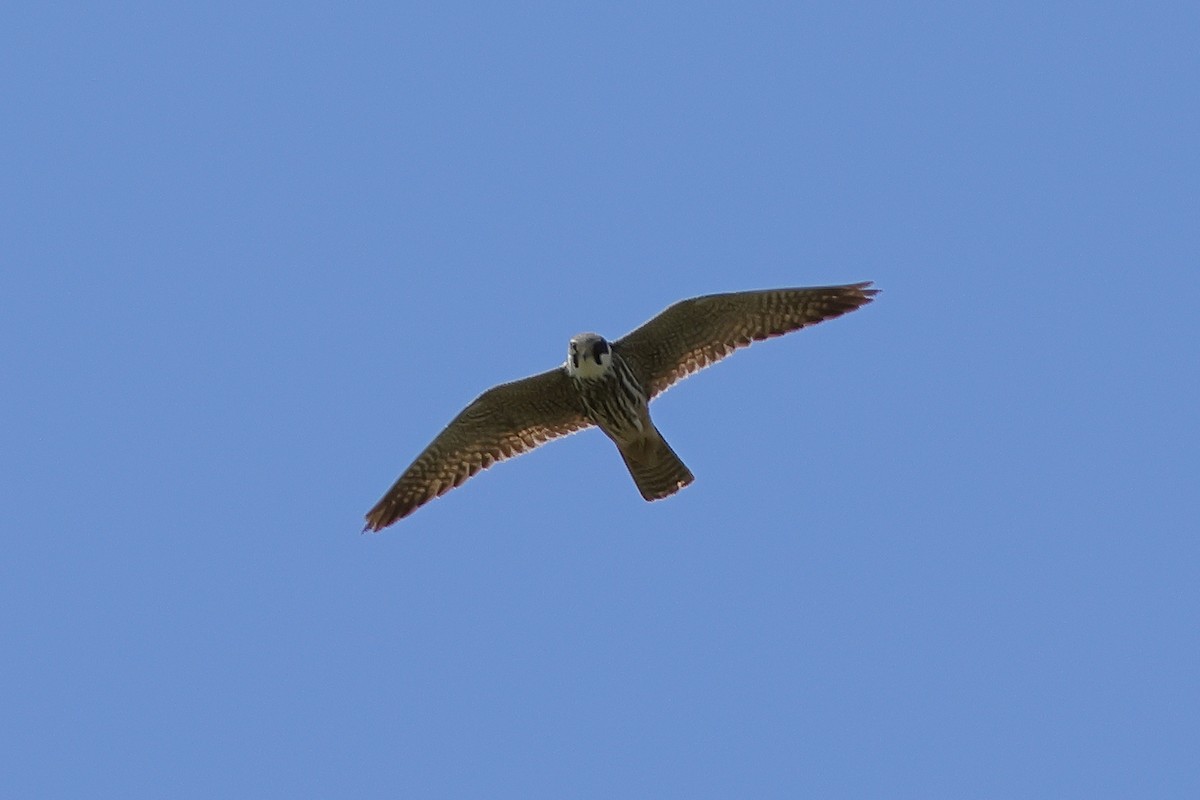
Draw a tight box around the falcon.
[364,282,878,530]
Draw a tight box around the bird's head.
[566,333,612,378]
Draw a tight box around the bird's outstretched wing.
[614,282,878,399]
[364,367,590,531]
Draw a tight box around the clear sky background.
[4,2,1197,797]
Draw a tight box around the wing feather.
[363,367,589,530]
[614,282,878,399]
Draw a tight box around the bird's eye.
[592,339,609,363]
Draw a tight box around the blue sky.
[4,1,1197,796]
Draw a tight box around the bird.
[363,281,878,531]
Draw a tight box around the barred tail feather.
[618,428,695,502]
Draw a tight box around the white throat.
[569,353,612,379]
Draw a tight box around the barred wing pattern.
[363,367,591,531]
[614,282,878,399]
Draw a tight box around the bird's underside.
[363,281,878,531]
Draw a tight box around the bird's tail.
[618,427,695,502]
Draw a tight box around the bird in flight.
[364,282,878,531]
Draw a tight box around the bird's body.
[567,332,695,501]
[567,333,648,439]
[363,282,878,530]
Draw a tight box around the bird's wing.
[614,282,878,399]
[363,367,591,530]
